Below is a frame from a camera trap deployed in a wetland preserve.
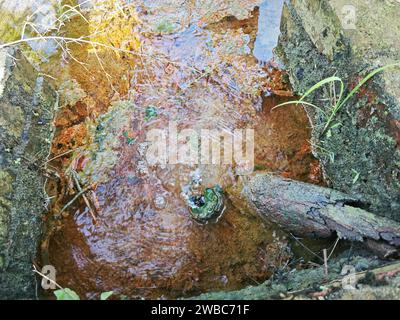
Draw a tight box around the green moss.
[0,48,56,299]
[0,170,13,195]
[190,254,381,300]
[154,20,177,34]
[189,185,225,223]
[144,105,157,122]
[77,100,134,185]
[0,12,24,44]
[276,0,400,220]
[0,104,24,138]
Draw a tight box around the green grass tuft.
[272,63,400,137]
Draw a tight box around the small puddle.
[2,1,321,299]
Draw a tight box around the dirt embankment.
[276,0,400,221]
[0,48,57,299]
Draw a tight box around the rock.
[154,195,166,209]
[190,253,400,300]
[0,48,57,299]
[276,0,400,221]
[188,185,225,224]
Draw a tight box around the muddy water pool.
[1,0,321,299]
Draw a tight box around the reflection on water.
[2,1,319,299]
[253,0,285,64]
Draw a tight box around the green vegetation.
[273,63,400,137]
[154,20,176,34]
[54,288,80,300]
[100,291,114,300]
[54,288,113,300]
[144,105,158,122]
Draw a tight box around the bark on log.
[228,173,400,248]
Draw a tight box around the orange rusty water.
[41,2,319,299]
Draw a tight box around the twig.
[58,185,92,216]
[91,43,117,93]
[71,170,97,223]
[0,36,153,59]
[32,264,63,290]
[323,249,328,277]
[289,233,324,262]
[0,35,202,74]
[327,237,340,261]
[43,148,78,165]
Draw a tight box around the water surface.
[1,0,319,299]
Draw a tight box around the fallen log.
[228,173,400,250]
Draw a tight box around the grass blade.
[337,62,400,110]
[299,76,344,103]
[273,100,327,116]
[322,62,400,135]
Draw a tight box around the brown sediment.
[253,94,322,183]
[48,197,289,299]
[52,123,87,154]
[41,2,139,107]
[41,1,320,300]
[44,1,141,175]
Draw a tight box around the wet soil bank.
[276,0,400,221]
[0,48,57,298]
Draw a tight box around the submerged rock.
[136,0,262,34]
[189,185,225,224]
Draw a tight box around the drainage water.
[0,0,320,299]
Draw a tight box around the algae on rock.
[0,48,57,299]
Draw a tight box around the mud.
[0,0,323,299]
[35,1,319,299]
